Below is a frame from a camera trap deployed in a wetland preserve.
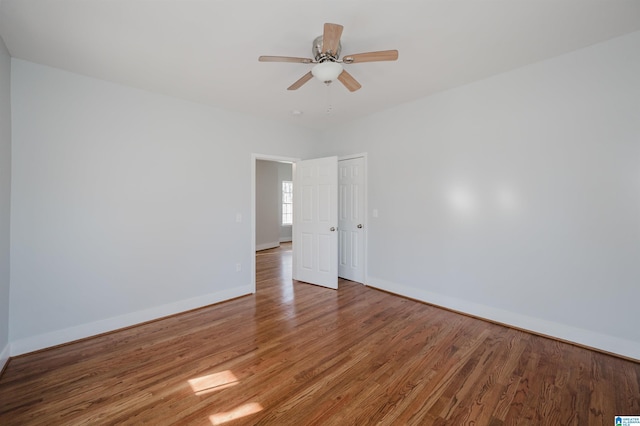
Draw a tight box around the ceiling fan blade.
[342,50,399,64]
[259,56,313,64]
[287,72,314,90]
[337,70,361,92]
[322,23,343,55]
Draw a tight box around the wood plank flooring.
[1,242,639,425]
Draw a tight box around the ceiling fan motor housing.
[313,35,341,61]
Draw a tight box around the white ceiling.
[1,0,640,130]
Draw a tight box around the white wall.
[9,60,317,355]
[255,160,280,250]
[6,32,640,360]
[317,31,640,359]
[0,35,11,369]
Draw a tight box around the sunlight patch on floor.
[188,370,239,396]
[209,402,264,425]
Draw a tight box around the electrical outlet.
[236,263,242,272]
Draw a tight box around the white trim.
[367,276,640,361]
[256,241,280,251]
[10,286,251,356]
[279,237,292,243]
[0,343,9,372]
[292,162,297,281]
[338,152,368,161]
[251,154,300,293]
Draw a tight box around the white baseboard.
[367,276,640,361]
[279,237,292,243]
[0,342,9,373]
[256,241,280,251]
[10,286,252,357]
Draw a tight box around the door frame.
[251,153,299,293]
[338,153,368,285]
[251,152,368,293]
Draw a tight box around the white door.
[293,156,338,289]
[338,157,365,283]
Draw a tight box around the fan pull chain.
[325,82,333,115]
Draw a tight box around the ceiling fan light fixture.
[311,61,343,82]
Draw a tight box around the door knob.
[357,224,363,229]
[330,227,336,232]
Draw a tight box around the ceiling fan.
[259,23,398,92]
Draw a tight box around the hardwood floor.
[1,242,639,425]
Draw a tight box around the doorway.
[251,153,367,293]
[251,154,298,293]
[255,159,293,251]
